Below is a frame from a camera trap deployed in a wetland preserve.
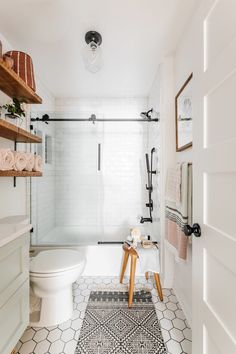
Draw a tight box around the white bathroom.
[0,1,236,354]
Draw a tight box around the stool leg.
[128,255,137,308]
[120,251,129,284]
[145,271,149,280]
[154,273,163,301]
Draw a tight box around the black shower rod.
[31,117,159,122]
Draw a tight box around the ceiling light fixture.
[82,31,103,73]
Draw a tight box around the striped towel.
[165,163,182,205]
[165,163,192,260]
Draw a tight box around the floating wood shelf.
[0,171,42,177]
[0,119,42,143]
[0,59,42,104]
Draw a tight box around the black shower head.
[140,109,153,120]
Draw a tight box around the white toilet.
[30,249,85,327]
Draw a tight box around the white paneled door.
[193,0,236,353]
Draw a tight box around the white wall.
[171,5,205,325]
[151,2,203,326]
[172,28,194,326]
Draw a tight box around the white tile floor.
[16,276,192,354]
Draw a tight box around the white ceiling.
[0,0,198,98]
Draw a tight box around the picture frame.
[175,73,193,152]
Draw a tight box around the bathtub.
[31,226,159,277]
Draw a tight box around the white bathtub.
[31,225,159,276]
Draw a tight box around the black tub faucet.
[140,217,152,224]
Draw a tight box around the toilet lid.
[30,249,84,274]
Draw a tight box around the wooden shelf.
[0,59,42,104]
[0,171,42,177]
[0,119,42,143]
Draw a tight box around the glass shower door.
[54,121,102,244]
[31,120,102,245]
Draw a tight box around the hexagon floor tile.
[16,276,192,354]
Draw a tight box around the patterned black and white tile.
[16,277,192,354]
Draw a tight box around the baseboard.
[173,285,192,327]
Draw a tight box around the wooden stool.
[120,244,163,307]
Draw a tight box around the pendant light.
[82,31,103,73]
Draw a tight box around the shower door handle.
[97,143,101,171]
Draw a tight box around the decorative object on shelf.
[175,73,193,151]
[0,149,43,173]
[5,51,36,91]
[3,53,14,69]
[25,152,35,171]
[0,149,14,171]
[0,59,42,104]
[0,119,42,183]
[33,154,43,173]
[82,31,103,73]
[130,228,141,247]
[1,98,26,125]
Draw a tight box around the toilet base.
[30,286,73,327]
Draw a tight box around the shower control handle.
[146,202,153,209]
[184,223,201,237]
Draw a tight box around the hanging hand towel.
[136,245,160,273]
[165,163,182,205]
[0,148,14,171]
[165,163,192,260]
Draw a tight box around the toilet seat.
[30,249,84,276]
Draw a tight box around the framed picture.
[175,73,193,151]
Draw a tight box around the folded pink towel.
[33,155,43,172]
[25,153,35,172]
[14,152,27,171]
[0,148,15,171]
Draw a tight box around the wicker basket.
[5,51,36,91]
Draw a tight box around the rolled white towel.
[13,152,27,171]
[33,155,43,173]
[24,153,35,172]
[0,148,15,171]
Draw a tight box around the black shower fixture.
[140,217,152,224]
[140,108,159,121]
[140,147,157,224]
[140,109,153,120]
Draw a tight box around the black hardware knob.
[184,223,201,237]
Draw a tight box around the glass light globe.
[82,41,103,73]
